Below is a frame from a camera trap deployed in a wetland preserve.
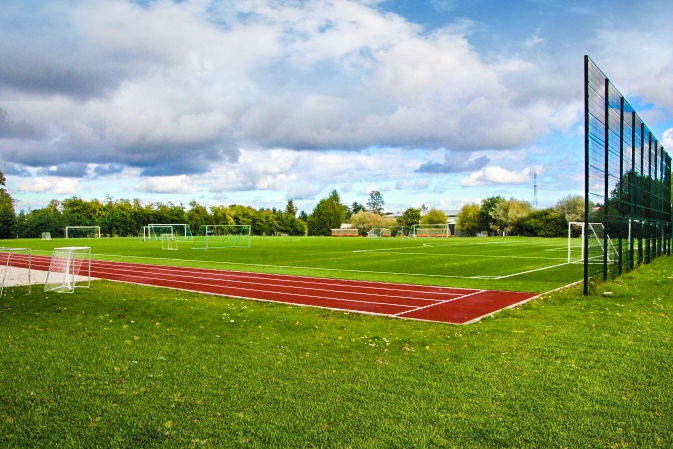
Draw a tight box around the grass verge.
[0,257,672,448]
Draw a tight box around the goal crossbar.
[65,226,100,239]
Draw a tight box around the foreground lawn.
[1,259,672,448]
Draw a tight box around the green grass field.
[4,236,582,293]
[0,249,671,448]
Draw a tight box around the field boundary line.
[493,261,570,279]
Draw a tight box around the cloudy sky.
[2,0,673,214]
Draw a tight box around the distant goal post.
[409,224,450,238]
[192,225,251,249]
[147,224,193,240]
[65,226,101,239]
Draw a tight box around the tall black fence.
[584,56,672,294]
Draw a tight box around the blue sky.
[1,0,672,214]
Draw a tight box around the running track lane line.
[3,254,538,324]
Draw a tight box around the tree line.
[455,195,584,237]
[0,169,583,239]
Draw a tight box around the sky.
[1,0,673,215]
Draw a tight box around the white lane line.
[493,262,572,279]
[84,264,453,303]
[88,269,417,311]
[11,253,483,291]
[393,290,487,316]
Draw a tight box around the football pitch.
[7,236,582,293]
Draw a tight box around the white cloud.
[0,0,578,178]
[17,178,53,193]
[461,166,533,186]
[16,177,78,194]
[663,128,673,151]
[137,175,199,194]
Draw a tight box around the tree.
[285,200,298,217]
[514,209,567,237]
[0,171,15,238]
[493,199,533,235]
[420,209,447,225]
[397,207,421,228]
[349,211,395,235]
[366,191,384,214]
[478,196,504,233]
[186,200,210,234]
[0,189,15,239]
[307,190,347,236]
[456,203,481,236]
[554,195,584,223]
[347,201,366,220]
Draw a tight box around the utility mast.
[533,171,538,208]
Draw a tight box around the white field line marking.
[354,250,567,261]
[11,254,483,291]
[493,262,572,279]
[84,264,453,303]
[90,269,417,311]
[85,262,466,297]
[82,253,493,280]
[394,289,486,316]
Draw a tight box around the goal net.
[147,224,193,240]
[568,222,617,264]
[367,227,391,238]
[65,226,100,239]
[41,232,51,240]
[410,224,450,238]
[161,233,178,250]
[44,246,91,293]
[390,226,407,237]
[192,225,251,249]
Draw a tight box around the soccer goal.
[568,222,617,264]
[161,233,178,250]
[44,246,91,293]
[65,226,101,239]
[147,224,193,240]
[192,225,251,249]
[41,232,51,240]
[390,226,407,237]
[410,224,450,238]
[367,227,391,238]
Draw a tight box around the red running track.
[3,254,538,324]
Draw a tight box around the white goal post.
[161,233,178,250]
[192,225,251,249]
[410,224,450,238]
[65,226,101,239]
[367,227,391,238]
[568,222,618,264]
[44,246,91,293]
[41,232,51,240]
[147,224,193,240]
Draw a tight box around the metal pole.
[583,56,591,295]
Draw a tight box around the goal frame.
[409,224,450,238]
[65,226,101,239]
[147,224,193,240]
[568,221,617,264]
[192,225,251,249]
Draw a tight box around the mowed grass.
[0,255,672,448]
[7,236,582,292]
